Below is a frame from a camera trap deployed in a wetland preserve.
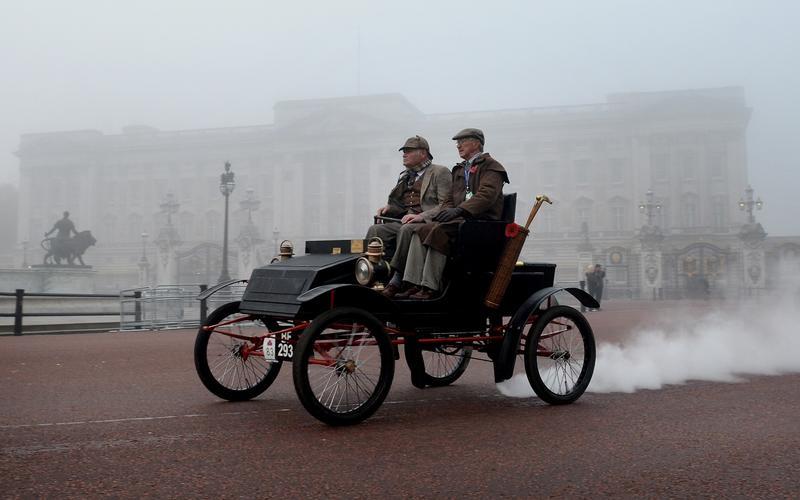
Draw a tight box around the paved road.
[1,301,798,497]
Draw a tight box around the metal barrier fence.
[0,289,134,336]
[119,283,246,331]
[5,280,589,335]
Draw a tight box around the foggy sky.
[1,0,798,234]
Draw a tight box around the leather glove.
[432,207,464,222]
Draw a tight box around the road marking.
[0,395,509,430]
[0,410,269,430]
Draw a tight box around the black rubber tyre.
[421,345,472,387]
[194,301,282,401]
[293,307,394,426]
[524,305,596,404]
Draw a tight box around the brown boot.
[409,287,438,300]
[394,286,421,299]
[381,283,401,298]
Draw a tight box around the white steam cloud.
[497,291,800,398]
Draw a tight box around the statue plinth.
[0,266,97,293]
[30,264,93,270]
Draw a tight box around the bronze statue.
[41,211,97,266]
[45,211,77,240]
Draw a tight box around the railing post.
[134,290,143,328]
[14,289,24,336]
[199,284,208,324]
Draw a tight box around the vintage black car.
[194,194,598,425]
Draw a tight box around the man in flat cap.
[365,135,452,297]
[395,128,509,300]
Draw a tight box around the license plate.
[263,337,276,361]
[263,334,293,361]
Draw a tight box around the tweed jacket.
[383,163,452,219]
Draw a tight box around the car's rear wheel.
[421,345,471,386]
[524,305,595,404]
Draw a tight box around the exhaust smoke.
[497,293,800,398]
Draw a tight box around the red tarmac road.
[1,301,798,498]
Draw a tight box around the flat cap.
[399,135,433,159]
[452,128,484,145]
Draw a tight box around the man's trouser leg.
[390,224,417,275]
[403,233,425,286]
[420,247,447,291]
[366,222,400,258]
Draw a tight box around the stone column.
[236,189,264,280]
[154,225,181,285]
[137,259,149,287]
[154,194,181,285]
[738,222,767,296]
[638,225,664,300]
[236,223,264,279]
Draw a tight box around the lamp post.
[140,232,149,262]
[638,189,662,227]
[273,227,280,255]
[138,232,149,286]
[738,185,763,224]
[218,161,236,282]
[21,240,29,268]
[159,192,179,225]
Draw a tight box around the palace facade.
[14,87,799,296]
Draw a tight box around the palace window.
[541,160,558,187]
[574,159,591,186]
[205,210,221,241]
[608,196,629,231]
[681,193,699,227]
[611,207,625,231]
[573,197,594,230]
[709,151,727,179]
[651,153,669,182]
[127,213,143,242]
[609,158,626,184]
[711,196,728,229]
[541,210,555,233]
[679,150,697,180]
[576,207,590,228]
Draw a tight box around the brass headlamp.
[355,237,391,288]
[270,240,295,263]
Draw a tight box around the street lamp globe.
[219,161,236,196]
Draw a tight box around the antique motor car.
[194,194,599,425]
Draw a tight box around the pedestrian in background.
[585,264,606,310]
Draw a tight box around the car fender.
[493,286,598,382]
[296,284,401,319]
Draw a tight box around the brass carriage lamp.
[355,237,390,289]
[279,240,294,260]
[270,240,295,263]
